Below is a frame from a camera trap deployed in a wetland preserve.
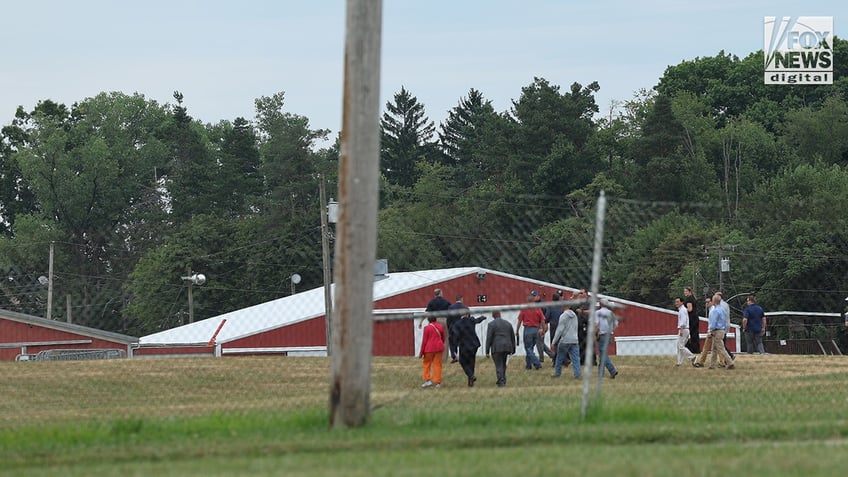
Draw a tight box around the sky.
[2,1,847,145]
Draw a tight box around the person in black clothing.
[452,313,487,386]
[684,287,700,354]
[446,294,470,363]
[420,288,451,329]
[485,310,516,387]
[542,292,563,366]
[574,288,591,366]
[419,288,452,361]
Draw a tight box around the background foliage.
[2,41,848,338]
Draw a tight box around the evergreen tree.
[380,87,436,188]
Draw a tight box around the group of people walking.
[418,288,620,389]
[418,289,486,388]
[675,288,767,369]
[419,284,771,389]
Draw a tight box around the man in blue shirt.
[707,294,735,370]
[742,295,766,354]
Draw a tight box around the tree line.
[2,40,848,338]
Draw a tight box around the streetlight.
[290,273,302,295]
[180,273,206,324]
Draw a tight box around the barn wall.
[377,273,563,312]
[374,273,560,356]
[133,345,215,358]
[221,316,422,357]
[215,273,562,358]
[225,317,327,349]
[373,321,412,355]
[0,318,132,361]
[374,273,568,356]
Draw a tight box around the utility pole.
[319,176,333,356]
[704,244,737,293]
[47,241,54,320]
[330,0,382,429]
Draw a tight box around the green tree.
[0,105,44,237]
[438,88,499,189]
[254,92,329,218]
[604,212,719,307]
[780,95,848,166]
[376,162,454,271]
[737,163,848,312]
[508,78,601,197]
[11,92,170,328]
[208,117,263,218]
[159,92,218,223]
[380,87,436,188]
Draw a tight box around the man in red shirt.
[516,292,546,370]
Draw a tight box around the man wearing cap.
[532,291,555,364]
[516,293,546,370]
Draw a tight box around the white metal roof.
[139,266,501,346]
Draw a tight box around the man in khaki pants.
[706,293,735,369]
[693,296,728,368]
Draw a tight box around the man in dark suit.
[446,294,470,363]
[420,288,451,330]
[452,312,487,387]
[485,310,516,387]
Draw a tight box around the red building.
[136,267,739,358]
[0,308,138,361]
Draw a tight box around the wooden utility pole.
[46,241,54,320]
[319,175,334,356]
[329,0,382,428]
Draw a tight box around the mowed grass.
[1,353,847,476]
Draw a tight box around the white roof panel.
[139,267,482,345]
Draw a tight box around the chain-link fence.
[2,192,848,420]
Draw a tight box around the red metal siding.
[223,316,431,356]
[372,321,411,355]
[219,273,566,357]
[225,317,327,349]
[133,345,215,357]
[376,274,560,311]
[373,273,561,356]
[0,318,131,361]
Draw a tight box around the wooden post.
[329,0,382,428]
[47,241,54,320]
[319,175,334,356]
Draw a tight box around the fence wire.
[2,192,848,425]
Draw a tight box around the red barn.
[136,267,739,358]
[0,308,138,361]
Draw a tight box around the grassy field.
[1,353,847,476]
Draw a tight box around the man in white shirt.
[675,297,696,366]
[595,302,619,379]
